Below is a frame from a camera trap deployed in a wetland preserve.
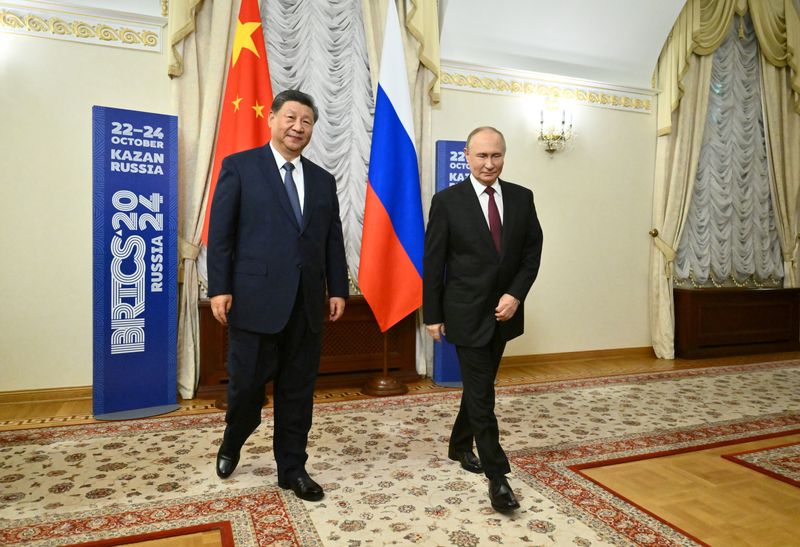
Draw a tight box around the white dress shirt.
[270,143,305,213]
[470,174,503,228]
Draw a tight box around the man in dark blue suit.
[423,126,543,513]
[207,89,348,502]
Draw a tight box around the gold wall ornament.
[1,11,23,28]
[0,2,165,52]
[73,21,95,39]
[441,62,655,114]
[25,13,46,32]
[96,24,116,41]
[50,18,69,35]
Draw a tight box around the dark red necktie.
[485,186,502,253]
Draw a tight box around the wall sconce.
[538,109,574,155]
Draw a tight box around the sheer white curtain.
[675,15,784,288]
[262,0,373,281]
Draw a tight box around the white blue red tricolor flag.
[358,2,425,332]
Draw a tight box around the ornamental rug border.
[512,413,800,547]
[721,440,800,488]
[0,486,319,546]
[0,360,796,446]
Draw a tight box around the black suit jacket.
[207,145,349,334]
[423,179,543,347]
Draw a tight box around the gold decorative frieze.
[441,62,655,114]
[0,1,165,52]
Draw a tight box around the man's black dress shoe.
[278,474,324,502]
[488,476,520,513]
[448,450,483,474]
[215,447,240,479]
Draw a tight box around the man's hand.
[426,323,445,341]
[210,294,233,326]
[329,297,346,321]
[495,294,519,321]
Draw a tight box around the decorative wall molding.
[441,61,656,114]
[0,1,165,52]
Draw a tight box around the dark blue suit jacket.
[207,144,349,334]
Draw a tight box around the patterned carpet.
[1,361,798,546]
[722,441,800,488]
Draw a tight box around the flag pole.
[362,327,408,396]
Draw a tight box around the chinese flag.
[201,0,273,244]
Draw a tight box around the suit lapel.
[300,157,314,233]
[257,145,301,231]
[457,181,498,257]
[498,179,514,260]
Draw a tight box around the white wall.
[431,88,656,356]
[0,27,656,391]
[0,32,172,391]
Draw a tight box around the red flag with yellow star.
[201,0,273,244]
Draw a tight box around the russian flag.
[358,2,425,333]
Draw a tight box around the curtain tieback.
[180,237,201,261]
[785,237,800,267]
[649,229,676,279]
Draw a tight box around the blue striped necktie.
[283,162,302,227]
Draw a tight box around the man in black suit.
[423,126,543,513]
[207,89,349,502]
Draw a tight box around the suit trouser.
[222,286,322,481]
[450,326,510,478]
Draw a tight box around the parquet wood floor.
[2,350,798,546]
[129,530,221,547]
[582,434,800,546]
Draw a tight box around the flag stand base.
[363,374,409,396]
[362,330,408,397]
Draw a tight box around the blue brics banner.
[435,139,469,190]
[92,106,179,419]
[432,140,470,386]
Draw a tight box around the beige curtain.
[650,55,713,359]
[168,0,204,77]
[361,0,440,376]
[170,0,237,398]
[651,0,800,357]
[361,0,440,106]
[762,62,800,287]
[655,0,800,135]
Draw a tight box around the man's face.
[464,130,505,185]
[268,100,315,159]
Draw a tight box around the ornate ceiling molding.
[441,61,656,114]
[0,1,165,52]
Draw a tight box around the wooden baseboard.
[0,386,92,405]
[0,347,656,405]
[501,346,655,366]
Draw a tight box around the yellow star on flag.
[231,19,262,66]
[232,94,243,112]
[252,101,265,118]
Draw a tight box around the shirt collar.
[269,142,301,171]
[470,174,501,197]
